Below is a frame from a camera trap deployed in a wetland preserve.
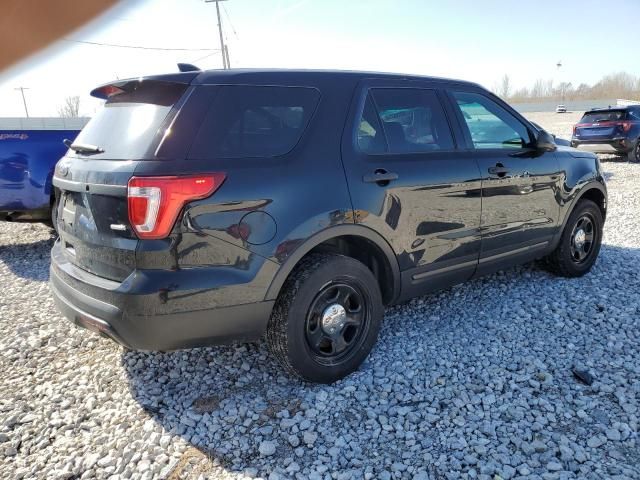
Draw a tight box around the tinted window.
[72,81,188,160]
[580,110,627,123]
[357,94,387,154]
[358,88,453,154]
[630,109,640,121]
[190,85,320,158]
[453,91,531,149]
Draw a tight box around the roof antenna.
[177,63,201,72]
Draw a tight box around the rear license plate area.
[62,193,78,227]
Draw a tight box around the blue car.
[571,106,640,162]
[0,118,87,224]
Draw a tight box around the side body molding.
[264,224,401,304]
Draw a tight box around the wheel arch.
[549,181,606,252]
[265,224,401,305]
[566,182,607,225]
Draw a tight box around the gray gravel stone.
[258,441,276,456]
[1,157,640,479]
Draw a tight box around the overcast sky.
[1,0,639,117]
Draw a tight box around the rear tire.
[627,140,640,163]
[266,253,383,383]
[48,198,58,234]
[543,199,603,277]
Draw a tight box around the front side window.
[357,88,454,154]
[453,91,532,149]
[357,94,386,154]
[626,109,640,121]
[190,85,320,158]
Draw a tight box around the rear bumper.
[50,240,275,350]
[571,138,632,154]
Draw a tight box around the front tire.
[544,199,603,277]
[266,253,383,383]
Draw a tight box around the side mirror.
[535,129,557,152]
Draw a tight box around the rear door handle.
[488,165,510,177]
[363,170,399,184]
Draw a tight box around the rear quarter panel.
[166,78,360,266]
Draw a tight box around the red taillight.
[95,85,125,98]
[619,121,632,132]
[127,174,225,239]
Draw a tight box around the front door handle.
[488,164,510,177]
[363,169,399,185]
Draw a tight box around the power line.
[63,38,219,52]
[222,3,239,39]
[14,87,30,118]
[190,50,222,64]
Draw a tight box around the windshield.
[580,110,626,123]
[69,80,187,159]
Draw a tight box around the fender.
[551,180,607,249]
[264,223,401,304]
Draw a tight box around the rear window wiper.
[63,138,105,155]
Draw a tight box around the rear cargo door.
[52,79,192,282]
[575,110,627,140]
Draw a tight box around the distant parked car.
[556,105,567,113]
[0,118,87,225]
[571,106,640,162]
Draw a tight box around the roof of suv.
[587,106,638,112]
[190,68,481,88]
[91,68,484,99]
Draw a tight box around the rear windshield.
[69,80,187,159]
[189,85,320,159]
[580,110,627,123]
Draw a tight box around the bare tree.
[58,96,80,118]
[499,74,511,100]
[506,72,640,103]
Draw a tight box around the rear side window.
[358,88,454,154]
[189,85,320,159]
[72,80,188,160]
[580,110,627,123]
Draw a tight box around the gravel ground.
[1,155,639,479]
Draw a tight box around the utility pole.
[205,0,229,69]
[224,44,231,69]
[556,60,564,104]
[15,87,30,118]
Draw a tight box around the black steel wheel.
[543,199,603,277]
[304,283,369,364]
[267,253,383,383]
[569,214,595,264]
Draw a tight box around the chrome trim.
[412,259,477,281]
[52,176,127,196]
[321,304,347,335]
[479,241,548,264]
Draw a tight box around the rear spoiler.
[90,71,200,100]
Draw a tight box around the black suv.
[571,106,640,162]
[50,69,607,383]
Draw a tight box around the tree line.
[493,72,640,103]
